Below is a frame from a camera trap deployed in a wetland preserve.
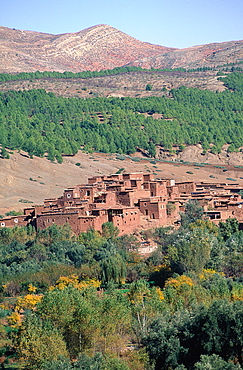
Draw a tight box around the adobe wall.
[228,203,243,221]
[167,185,180,199]
[0,215,28,228]
[177,182,196,194]
[36,212,81,234]
[150,181,168,197]
[129,189,151,206]
[112,208,141,235]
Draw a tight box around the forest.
[1,202,243,369]
[0,72,243,161]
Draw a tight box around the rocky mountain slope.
[0,24,242,73]
[129,40,243,70]
[0,24,174,73]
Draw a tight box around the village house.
[1,173,243,234]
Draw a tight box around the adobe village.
[2,171,243,235]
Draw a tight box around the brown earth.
[159,144,243,166]
[0,24,242,74]
[1,149,243,215]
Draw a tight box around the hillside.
[0,69,226,97]
[129,40,243,70]
[0,24,174,73]
[0,24,243,73]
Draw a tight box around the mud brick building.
[2,173,243,235]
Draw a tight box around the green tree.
[37,286,99,358]
[146,84,153,91]
[167,226,215,274]
[128,279,165,341]
[0,146,9,159]
[180,200,204,227]
[98,290,132,354]
[219,218,239,241]
[40,356,72,370]
[14,313,69,369]
[102,222,119,240]
[148,141,156,157]
[194,354,241,370]
[101,254,127,285]
[145,300,243,370]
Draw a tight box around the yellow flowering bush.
[199,269,224,280]
[49,274,101,291]
[28,283,37,293]
[7,311,22,328]
[155,286,164,301]
[15,294,42,311]
[164,275,194,289]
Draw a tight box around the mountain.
[0,24,175,73]
[1,24,242,74]
[128,40,243,70]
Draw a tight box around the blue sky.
[1,0,242,49]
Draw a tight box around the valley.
[0,23,243,370]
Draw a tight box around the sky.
[0,0,243,49]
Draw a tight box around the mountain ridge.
[0,24,175,73]
[1,24,243,73]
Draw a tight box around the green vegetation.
[145,84,153,91]
[1,69,243,368]
[0,66,146,82]
[5,211,22,217]
[0,63,242,83]
[0,72,243,161]
[1,204,243,368]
